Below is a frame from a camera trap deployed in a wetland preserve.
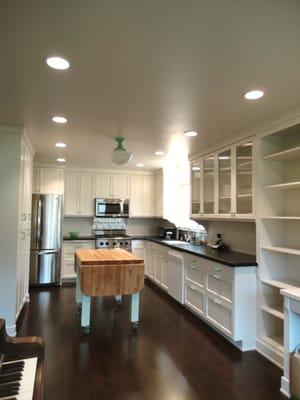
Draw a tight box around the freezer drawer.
[30,250,61,285]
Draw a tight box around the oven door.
[95,199,122,217]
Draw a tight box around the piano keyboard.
[0,357,37,400]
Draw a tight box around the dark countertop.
[63,235,96,241]
[131,236,257,267]
[63,234,257,267]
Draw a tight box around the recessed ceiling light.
[136,163,144,167]
[57,158,66,163]
[52,116,68,124]
[46,56,70,70]
[184,130,198,137]
[154,151,164,156]
[244,90,264,100]
[55,142,66,148]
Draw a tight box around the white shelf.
[262,245,300,256]
[261,305,284,320]
[261,278,300,290]
[262,181,300,191]
[261,216,300,220]
[262,146,300,161]
[261,335,284,352]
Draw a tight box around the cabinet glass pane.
[218,149,232,214]
[191,163,201,214]
[236,141,253,214]
[204,156,214,214]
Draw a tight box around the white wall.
[198,220,256,255]
[63,217,171,237]
[0,127,22,334]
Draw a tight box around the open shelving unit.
[257,123,300,367]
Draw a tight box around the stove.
[93,217,131,251]
[95,235,131,251]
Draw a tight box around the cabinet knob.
[213,274,221,280]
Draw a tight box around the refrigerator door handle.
[36,250,58,256]
[37,198,42,249]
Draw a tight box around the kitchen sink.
[162,240,187,245]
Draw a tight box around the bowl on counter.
[69,231,80,239]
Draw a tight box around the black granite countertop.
[63,234,257,267]
[131,236,257,267]
[63,235,96,241]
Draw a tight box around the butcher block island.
[75,249,145,332]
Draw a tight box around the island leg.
[81,294,91,331]
[76,272,82,306]
[130,292,140,330]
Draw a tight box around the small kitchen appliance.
[157,226,177,239]
[95,198,129,218]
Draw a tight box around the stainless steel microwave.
[95,198,129,217]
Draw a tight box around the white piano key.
[0,357,37,400]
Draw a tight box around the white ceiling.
[1,0,300,170]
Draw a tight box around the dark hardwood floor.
[18,281,285,400]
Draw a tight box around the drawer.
[185,262,205,288]
[206,294,233,337]
[206,261,233,281]
[206,273,233,304]
[185,282,205,316]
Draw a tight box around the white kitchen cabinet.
[94,173,111,198]
[154,170,164,217]
[94,173,130,199]
[65,171,94,216]
[190,137,255,220]
[130,175,155,217]
[62,240,95,280]
[144,241,257,351]
[185,282,205,316]
[33,166,64,194]
[112,174,130,198]
[79,173,94,216]
[167,250,184,303]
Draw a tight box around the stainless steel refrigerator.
[30,194,63,286]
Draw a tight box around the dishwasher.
[167,250,184,304]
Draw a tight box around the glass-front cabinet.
[190,137,254,220]
[203,155,215,215]
[191,161,202,216]
[218,148,232,217]
[235,140,253,217]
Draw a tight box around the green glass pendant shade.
[114,137,126,151]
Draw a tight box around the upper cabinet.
[33,166,64,195]
[191,138,255,220]
[154,170,164,218]
[130,175,155,217]
[65,171,94,216]
[203,155,216,216]
[94,173,129,199]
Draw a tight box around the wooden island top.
[75,248,144,266]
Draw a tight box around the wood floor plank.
[17,281,285,400]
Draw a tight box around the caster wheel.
[83,327,90,334]
[131,322,138,331]
[76,303,82,315]
[116,299,123,306]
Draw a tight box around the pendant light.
[111,137,133,165]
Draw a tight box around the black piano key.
[0,372,22,384]
[0,388,19,397]
[0,382,20,390]
[1,363,24,374]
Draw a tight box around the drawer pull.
[213,298,221,305]
[190,285,197,291]
[213,266,222,272]
[213,274,221,280]
[190,265,197,270]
